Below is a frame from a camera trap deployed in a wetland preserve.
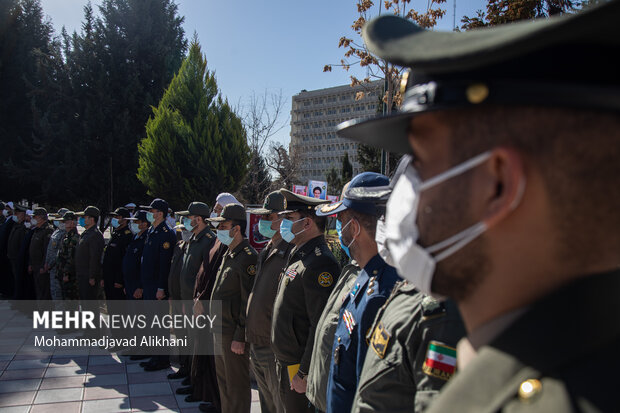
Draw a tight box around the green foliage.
[341,152,353,184]
[326,166,343,196]
[461,0,578,29]
[240,151,272,205]
[137,40,249,210]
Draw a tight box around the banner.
[248,213,269,251]
[327,195,338,203]
[308,180,327,200]
[292,185,307,196]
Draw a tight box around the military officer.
[75,206,104,300]
[102,207,133,300]
[139,198,177,371]
[56,211,80,300]
[207,203,257,413]
[313,172,400,413]
[271,189,340,413]
[28,207,54,300]
[45,208,69,300]
[246,191,293,413]
[0,201,5,226]
[7,204,28,298]
[0,201,15,297]
[123,210,150,300]
[338,2,620,410]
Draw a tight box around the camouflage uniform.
[46,227,66,300]
[56,229,80,299]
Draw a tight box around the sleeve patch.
[422,341,457,381]
[163,242,171,250]
[370,322,390,359]
[247,265,256,276]
[317,272,333,287]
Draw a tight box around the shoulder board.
[421,296,446,320]
[315,246,322,256]
[162,227,168,232]
[244,246,252,255]
[124,229,131,235]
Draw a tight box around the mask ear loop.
[342,218,360,249]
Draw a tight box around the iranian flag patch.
[422,341,457,381]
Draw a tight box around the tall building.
[289,80,383,184]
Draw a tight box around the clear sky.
[41,0,484,147]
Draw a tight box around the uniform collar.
[291,234,324,259]
[192,226,214,241]
[228,238,250,258]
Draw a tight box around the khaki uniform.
[306,260,360,412]
[427,270,620,413]
[75,225,104,300]
[271,235,341,412]
[180,227,215,300]
[29,223,54,299]
[246,238,293,413]
[352,281,465,413]
[209,239,258,413]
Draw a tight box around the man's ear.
[479,147,526,228]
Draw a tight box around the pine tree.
[341,152,353,184]
[137,40,249,210]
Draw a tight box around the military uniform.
[209,237,258,413]
[7,210,27,298]
[102,224,133,300]
[29,211,54,300]
[271,234,341,412]
[306,260,359,412]
[351,281,465,413]
[75,224,104,300]
[180,226,215,300]
[46,224,66,300]
[57,229,80,300]
[122,229,147,299]
[140,220,176,299]
[326,255,400,413]
[0,216,15,297]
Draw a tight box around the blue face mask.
[182,217,194,232]
[258,219,277,239]
[146,212,155,223]
[217,229,234,246]
[110,218,120,228]
[129,222,140,234]
[337,218,357,259]
[280,218,306,243]
[78,217,86,227]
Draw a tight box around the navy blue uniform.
[326,254,400,413]
[123,231,147,299]
[140,221,176,300]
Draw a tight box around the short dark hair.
[299,210,326,232]
[343,209,377,239]
[231,219,247,235]
[313,187,321,193]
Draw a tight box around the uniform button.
[372,270,378,275]
[518,379,542,401]
[337,336,341,343]
[367,288,374,295]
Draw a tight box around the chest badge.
[350,283,360,298]
[342,309,356,335]
[163,242,171,249]
[422,341,457,381]
[317,272,333,287]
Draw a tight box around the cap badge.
[400,69,410,96]
[466,83,489,104]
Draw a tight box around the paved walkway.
[0,304,261,412]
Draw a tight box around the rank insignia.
[247,265,256,276]
[318,272,333,287]
[370,322,390,359]
[342,309,356,335]
[422,341,457,381]
[350,283,360,298]
[163,242,170,249]
[315,247,322,256]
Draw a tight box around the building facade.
[289,80,383,183]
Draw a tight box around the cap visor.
[246,208,273,215]
[337,113,412,155]
[207,217,226,222]
[316,201,347,217]
[176,211,190,216]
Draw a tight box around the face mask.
[336,218,358,259]
[280,218,306,243]
[2,210,7,217]
[11,215,18,223]
[258,219,277,239]
[210,212,219,228]
[217,228,234,246]
[182,217,194,232]
[385,151,516,296]
[166,216,176,228]
[110,218,120,228]
[129,222,140,234]
[31,218,39,227]
[181,230,192,242]
[78,217,86,227]
[24,221,32,229]
[146,212,155,223]
[56,221,66,231]
[375,217,392,265]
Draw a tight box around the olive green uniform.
[29,222,54,299]
[180,227,215,300]
[75,225,104,300]
[209,239,258,413]
[352,281,466,413]
[271,235,341,412]
[306,260,360,412]
[57,230,80,299]
[426,270,620,413]
[246,238,293,413]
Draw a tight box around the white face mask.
[55,221,66,231]
[166,216,176,228]
[386,151,510,296]
[2,210,7,217]
[31,218,38,227]
[181,230,192,242]
[24,221,32,229]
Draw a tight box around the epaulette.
[315,246,322,256]
[244,246,252,255]
[421,295,446,321]
[124,229,131,235]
